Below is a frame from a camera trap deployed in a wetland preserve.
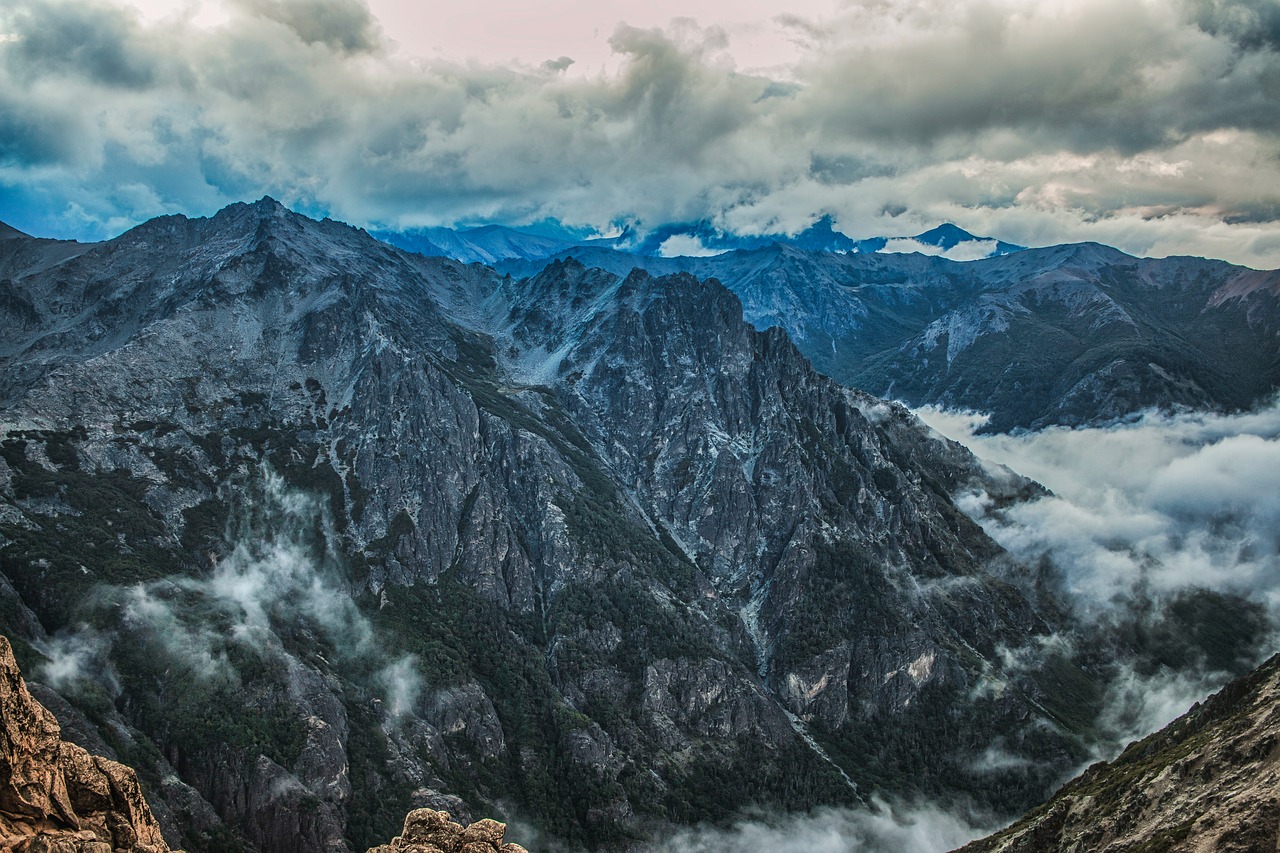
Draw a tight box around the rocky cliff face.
[496,242,1280,432]
[959,652,1280,853]
[0,635,173,853]
[0,199,1106,850]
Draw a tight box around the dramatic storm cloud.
[1,0,1279,265]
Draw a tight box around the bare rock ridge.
[0,635,172,853]
[365,810,526,853]
[958,653,1280,852]
[493,240,1280,432]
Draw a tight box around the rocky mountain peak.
[914,223,981,248]
[0,222,29,241]
[105,195,372,270]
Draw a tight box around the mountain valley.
[0,200,1274,852]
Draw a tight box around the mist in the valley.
[645,799,988,853]
[919,399,1280,744]
[36,465,382,704]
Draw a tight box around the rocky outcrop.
[0,636,173,853]
[365,810,526,853]
[958,653,1280,853]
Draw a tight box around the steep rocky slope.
[959,653,1280,852]
[496,243,1280,432]
[0,199,1099,850]
[0,635,172,853]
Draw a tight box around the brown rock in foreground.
[366,808,528,853]
[957,653,1280,853]
[0,636,174,853]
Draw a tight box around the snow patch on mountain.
[917,305,1013,366]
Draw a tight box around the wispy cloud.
[37,627,121,696]
[878,237,999,260]
[377,654,423,718]
[647,798,991,853]
[657,234,731,257]
[39,466,409,712]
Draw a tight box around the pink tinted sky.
[128,0,838,70]
[381,0,831,69]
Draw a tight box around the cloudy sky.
[3,0,1280,266]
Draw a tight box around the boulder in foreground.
[365,808,528,853]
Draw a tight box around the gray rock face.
[495,241,1280,432]
[0,200,1093,851]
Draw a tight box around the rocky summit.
[959,653,1280,852]
[0,635,172,853]
[364,809,526,853]
[0,198,1197,850]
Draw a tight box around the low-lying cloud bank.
[2,0,1280,265]
[919,401,1280,612]
[919,400,1280,739]
[647,798,991,853]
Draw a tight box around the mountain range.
[0,199,1273,852]
[372,217,1023,266]
[378,216,1280,432]
[489,242,1280,433]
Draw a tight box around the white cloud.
[941,239,999,261]
[879,237,946,256]
[0,0,1278,265]
[918,400,1280,744]
[876,237,999,260]
[377,654,423,718]
[649,798,991,853]
[1094,661,1230,748]
[657,234,730,257]
[37,628,122,696]
[42,465,376,686]
[918,402,1280,604]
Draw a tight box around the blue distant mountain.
[847,223,1025,257]
[373,217,1024,263]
